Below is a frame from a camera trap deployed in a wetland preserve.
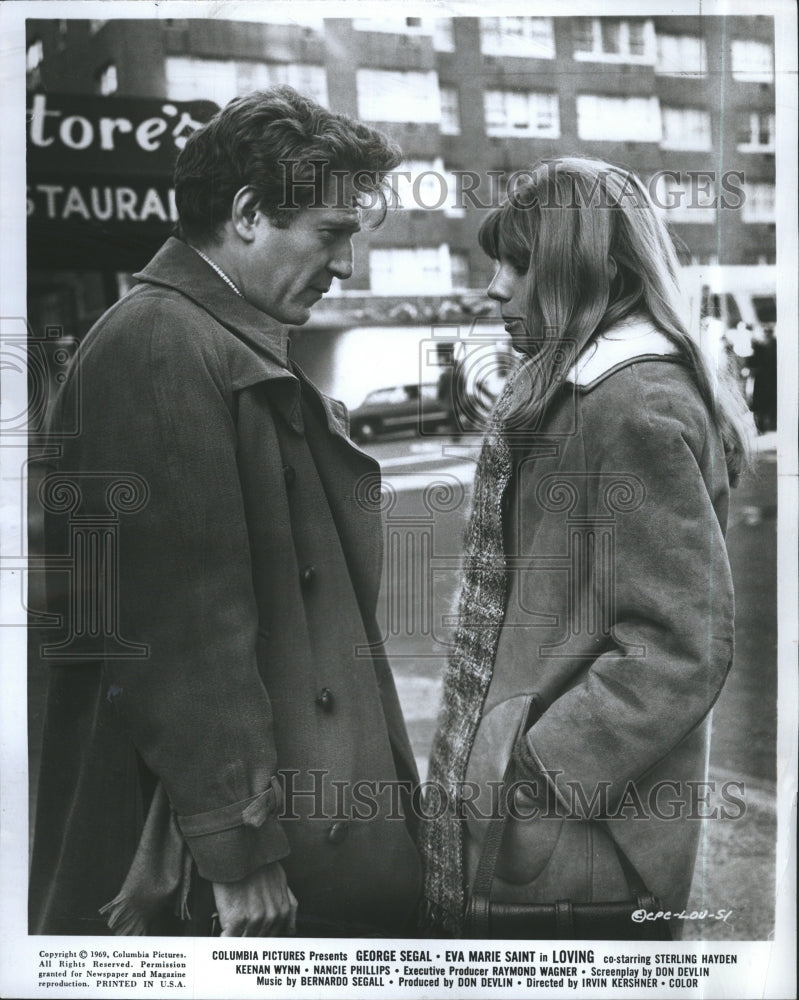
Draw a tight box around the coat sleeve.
[96,301,289,882]
[517,368,735,814]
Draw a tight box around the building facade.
[26,13,776,333]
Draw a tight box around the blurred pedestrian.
[750,325,777,432]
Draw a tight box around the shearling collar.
[134,237,291,373]
[567,315,680,389]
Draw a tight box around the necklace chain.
[192,247,243,298]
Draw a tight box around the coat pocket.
[464,694,563,886]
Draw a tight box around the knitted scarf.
[419,364,529,934]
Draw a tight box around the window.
[356,70,441,123]
[433,19,455,53]
[165,58,328,106]
[656,34,707,77]
[661,107,712,150]
[353,17,426,34]
[96,63,118,96]
[390,159,463,215]
[484,90,560,138]
[26,39,43,72]
[450,251,470,289]
[240,63,328,106]
[352,16,452,48]
[573,18,655,63]
[480,17,556,59]
[731,40,774,83]
[741,182,776,223]
[369,246,453,294]
[576,95,661,142]
[393,159,443,210]
[440,87,461,135]
[649,173,716,223]
[738,111,775,151]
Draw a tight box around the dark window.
[752,296,777,324]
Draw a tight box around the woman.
[420,157,750,938]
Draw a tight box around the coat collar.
[566,314,680,390]
[134,237,291,377]
[134,238,360,444]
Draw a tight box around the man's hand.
[212,861,297,936]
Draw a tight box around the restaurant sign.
[27,93,218,270]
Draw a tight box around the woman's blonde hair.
[478,156,752,484]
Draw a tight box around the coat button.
[315,687,334,711]
[300,564,316,586]
[283,464,296,487]
[327,821,349,845]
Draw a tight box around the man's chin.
[288,311,312,326]
[270,304,313,327]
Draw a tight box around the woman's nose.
[487,270,510,302]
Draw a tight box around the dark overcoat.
[29,238,421,936]
[463,323,735,921]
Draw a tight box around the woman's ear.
[607,255,618,281]
[231,187,262,242]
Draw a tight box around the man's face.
[240,182,362,326]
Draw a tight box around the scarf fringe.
[99,895,150,937]
[98,849,192,936]
[99,782,194,935]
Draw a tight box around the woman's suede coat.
[464,328,735,921]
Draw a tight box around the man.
[29,87,421,937]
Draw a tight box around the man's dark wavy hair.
[174,85,402,241]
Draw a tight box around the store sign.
[27,93,218,270]
[27,179,177,224]
[27,93,219,177]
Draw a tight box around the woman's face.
[487,257,530,353]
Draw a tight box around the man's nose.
[327,241,354,281]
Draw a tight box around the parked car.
[348,382,454,442]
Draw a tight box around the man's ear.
[231,187,263,242]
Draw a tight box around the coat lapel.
[134,238,305,431]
